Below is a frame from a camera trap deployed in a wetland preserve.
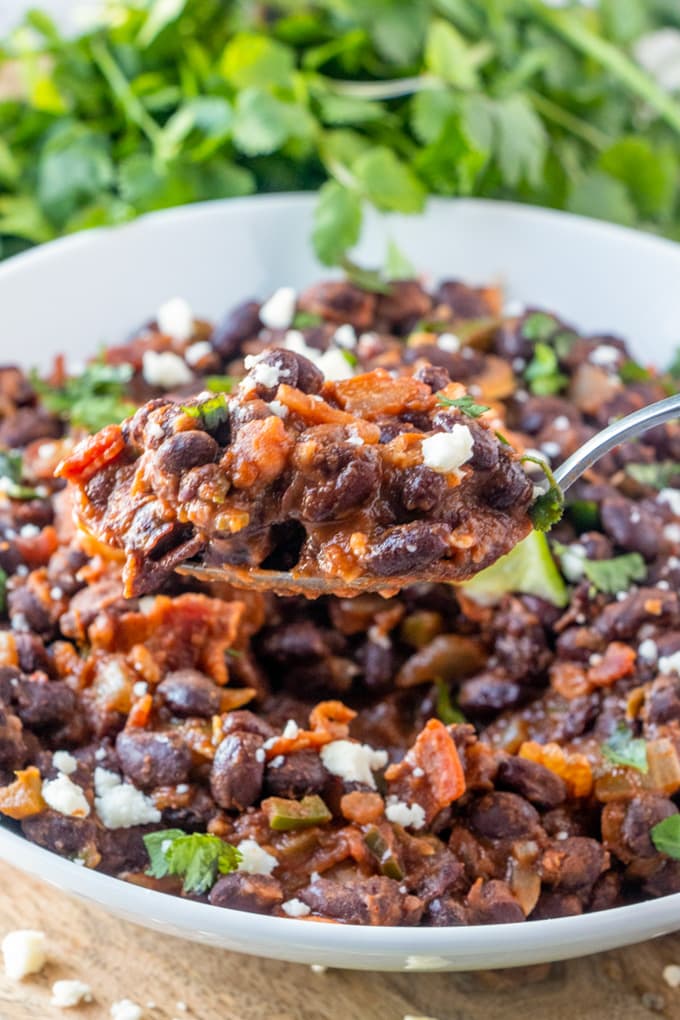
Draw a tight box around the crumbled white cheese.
[50,979,93,1008]
[638,638,658,663]
[50,586,64,600]
[176,783,189,794]
[333,324,357,349]
[19,524,40,538]
[110,999,144,1020]
[503,299,525,317]
[658,579,670,591]
[42,773,90,818]
[94,768,161,829]
[255,747,265,763]
[664,523,680,543]
[269,755,284,769]
[267,400,288,418]
[588,344,620,368]
[310,964,327,974]
[94,746,107,761]
[436,333,460,353]
[142,350,193,389]
[659,651,680,677]
[132,681,148,697]
[630,508,641,525]
[282,719,300,740]
[52,750,78,776]
[553,415,570,431]
[175,1002,188,1013]
[11,613,29,633]
[663,964,680,989]
[512,357,526,372]
[368,624,390,649]
[281,898,311,917]
[385,797,426,830]
[634,28,680,93]
[559,543,587,583]
[184,340,212,367]
[412,766,424,778]
[251,361,281,390]
[320,740,388,789]
[658,488,680,517]
[260,287,296,330]
[421,426,474,474]
[237,838,278,875]
[2,930,47,979]
[317,348,354,381]
[157,297,194,342]
[540,441,560,460]
[346,427,364,447]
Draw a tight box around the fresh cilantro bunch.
[31,359,136,432]
[1,1,680,263]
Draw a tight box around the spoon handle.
[553,391,680,493]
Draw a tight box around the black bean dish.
[1,272,680,926]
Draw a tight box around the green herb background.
[1,0,680,265]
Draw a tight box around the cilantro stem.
[89,37,163,149]
[531,6,680,135]
[528,92,610,151]
[326,74,441,101]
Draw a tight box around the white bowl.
[1,195,679,970]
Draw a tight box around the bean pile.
[0,273,679,926]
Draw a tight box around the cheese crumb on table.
[51,979,93,1007]
[663,964,680,989]
[110,999,144,1020]
[2,929,47,979]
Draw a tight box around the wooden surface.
[0,861,678,1020]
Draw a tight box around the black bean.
[362,522,450,577]
[14,678,76,729]
[497,756,567,809]
[97,825,155,874]
[211,300,261,359]
[530,892,583,920]
[155,430,219,476]
[621,796,677,858]
[458,673,527,718]
[357,638,394,692]
[22,813,96,858]
[466,879,525,924]
[297,446,380,523]
[298,281,376,331]
[646,675,680,725]
[157,669,222,718]
[434,280,493,319]
[484,459,532,510]
[252,349,324,400]
[469,791,541,840]
[400,466,447,513]
[210,730,265,809]
[209,873,283,913]
[0,705,26,769]
[8,586,53,637]
[264,750,328,798]
[116,728,192,789]
[423,897,468,926]
[299,876,419,925]
[540,837,609,892]
[413,364,450,392]
[0,407,61,447]
[467,426,500,471]
[601,497,661,561]
[220,711,275,740]
[261,621,331,662]
[46,547,88,598]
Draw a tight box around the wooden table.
[0,861,678,1020]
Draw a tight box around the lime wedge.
[459,531,568,607]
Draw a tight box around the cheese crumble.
[110,999,144,1020]
[320,740,388,789]
[385,797,426,830]
[52,750,78,775]
[421,426,474,474]
[281,898,311,917]
[94,768,161,829]
[157,297,194,342]
[237,838,278,875]
[259,287,296,330]
[2,930,47,979]
[142,349,193,389]
[42,773,90,818]
[51,979,93,1008]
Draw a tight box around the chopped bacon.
[0,767,46,819]
[385,719,466,822]
[588,642,636,688]
[56,423,126,483]
[340,791,384,825]
[519,740,593,799]
[127,693,153,728]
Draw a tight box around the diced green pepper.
[364,826,404,880]
[264,794,332,831]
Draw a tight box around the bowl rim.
[1,192,679,956]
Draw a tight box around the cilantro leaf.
[181,394,229,430]
[384,239,415,281]
[31,360,136,433]
[625,462,680,490]
[619,360,652,384]
[312,181,362,267]
[353,147,426,215]
[651,815,680,860]
[341,257,392,295]
[524,342,568,396]
[203,375,237,394]
[582,552,647,595]
[521,312,558,343]
[144,829,242,894]
[220,33,295,90]
[292,312,324,329]
[0,567,7,614]
[437,394,490,418]
[602,724,648,773]
[0,450,39,501]
[523,455,565,532]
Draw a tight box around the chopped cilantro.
[552,330,578,360]
[495,431,511,446]
[625,462,680,490]
[582,552,646,595]
[292,312,324,330]
[414,319,451,335]
[435,678,466,725]
[601,724,648,773]
[340,349,359,368]
[521,312,557,343]
[384,239,415,281]
[437,393,490,418]
[181,393,229,430]
[341,257,392,295]
[524,342,568,396]
[31,360,136,433]
[619,360,652,384]
[522,455,564,532]
[0,450,39,501]
[651,815,680,860]
[144,828,241,894]
[0,566,6,614]
[204,375,237,394]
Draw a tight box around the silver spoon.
[178,392,680,596]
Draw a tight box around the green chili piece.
[264,794,332,831]
[364,826,404,881]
